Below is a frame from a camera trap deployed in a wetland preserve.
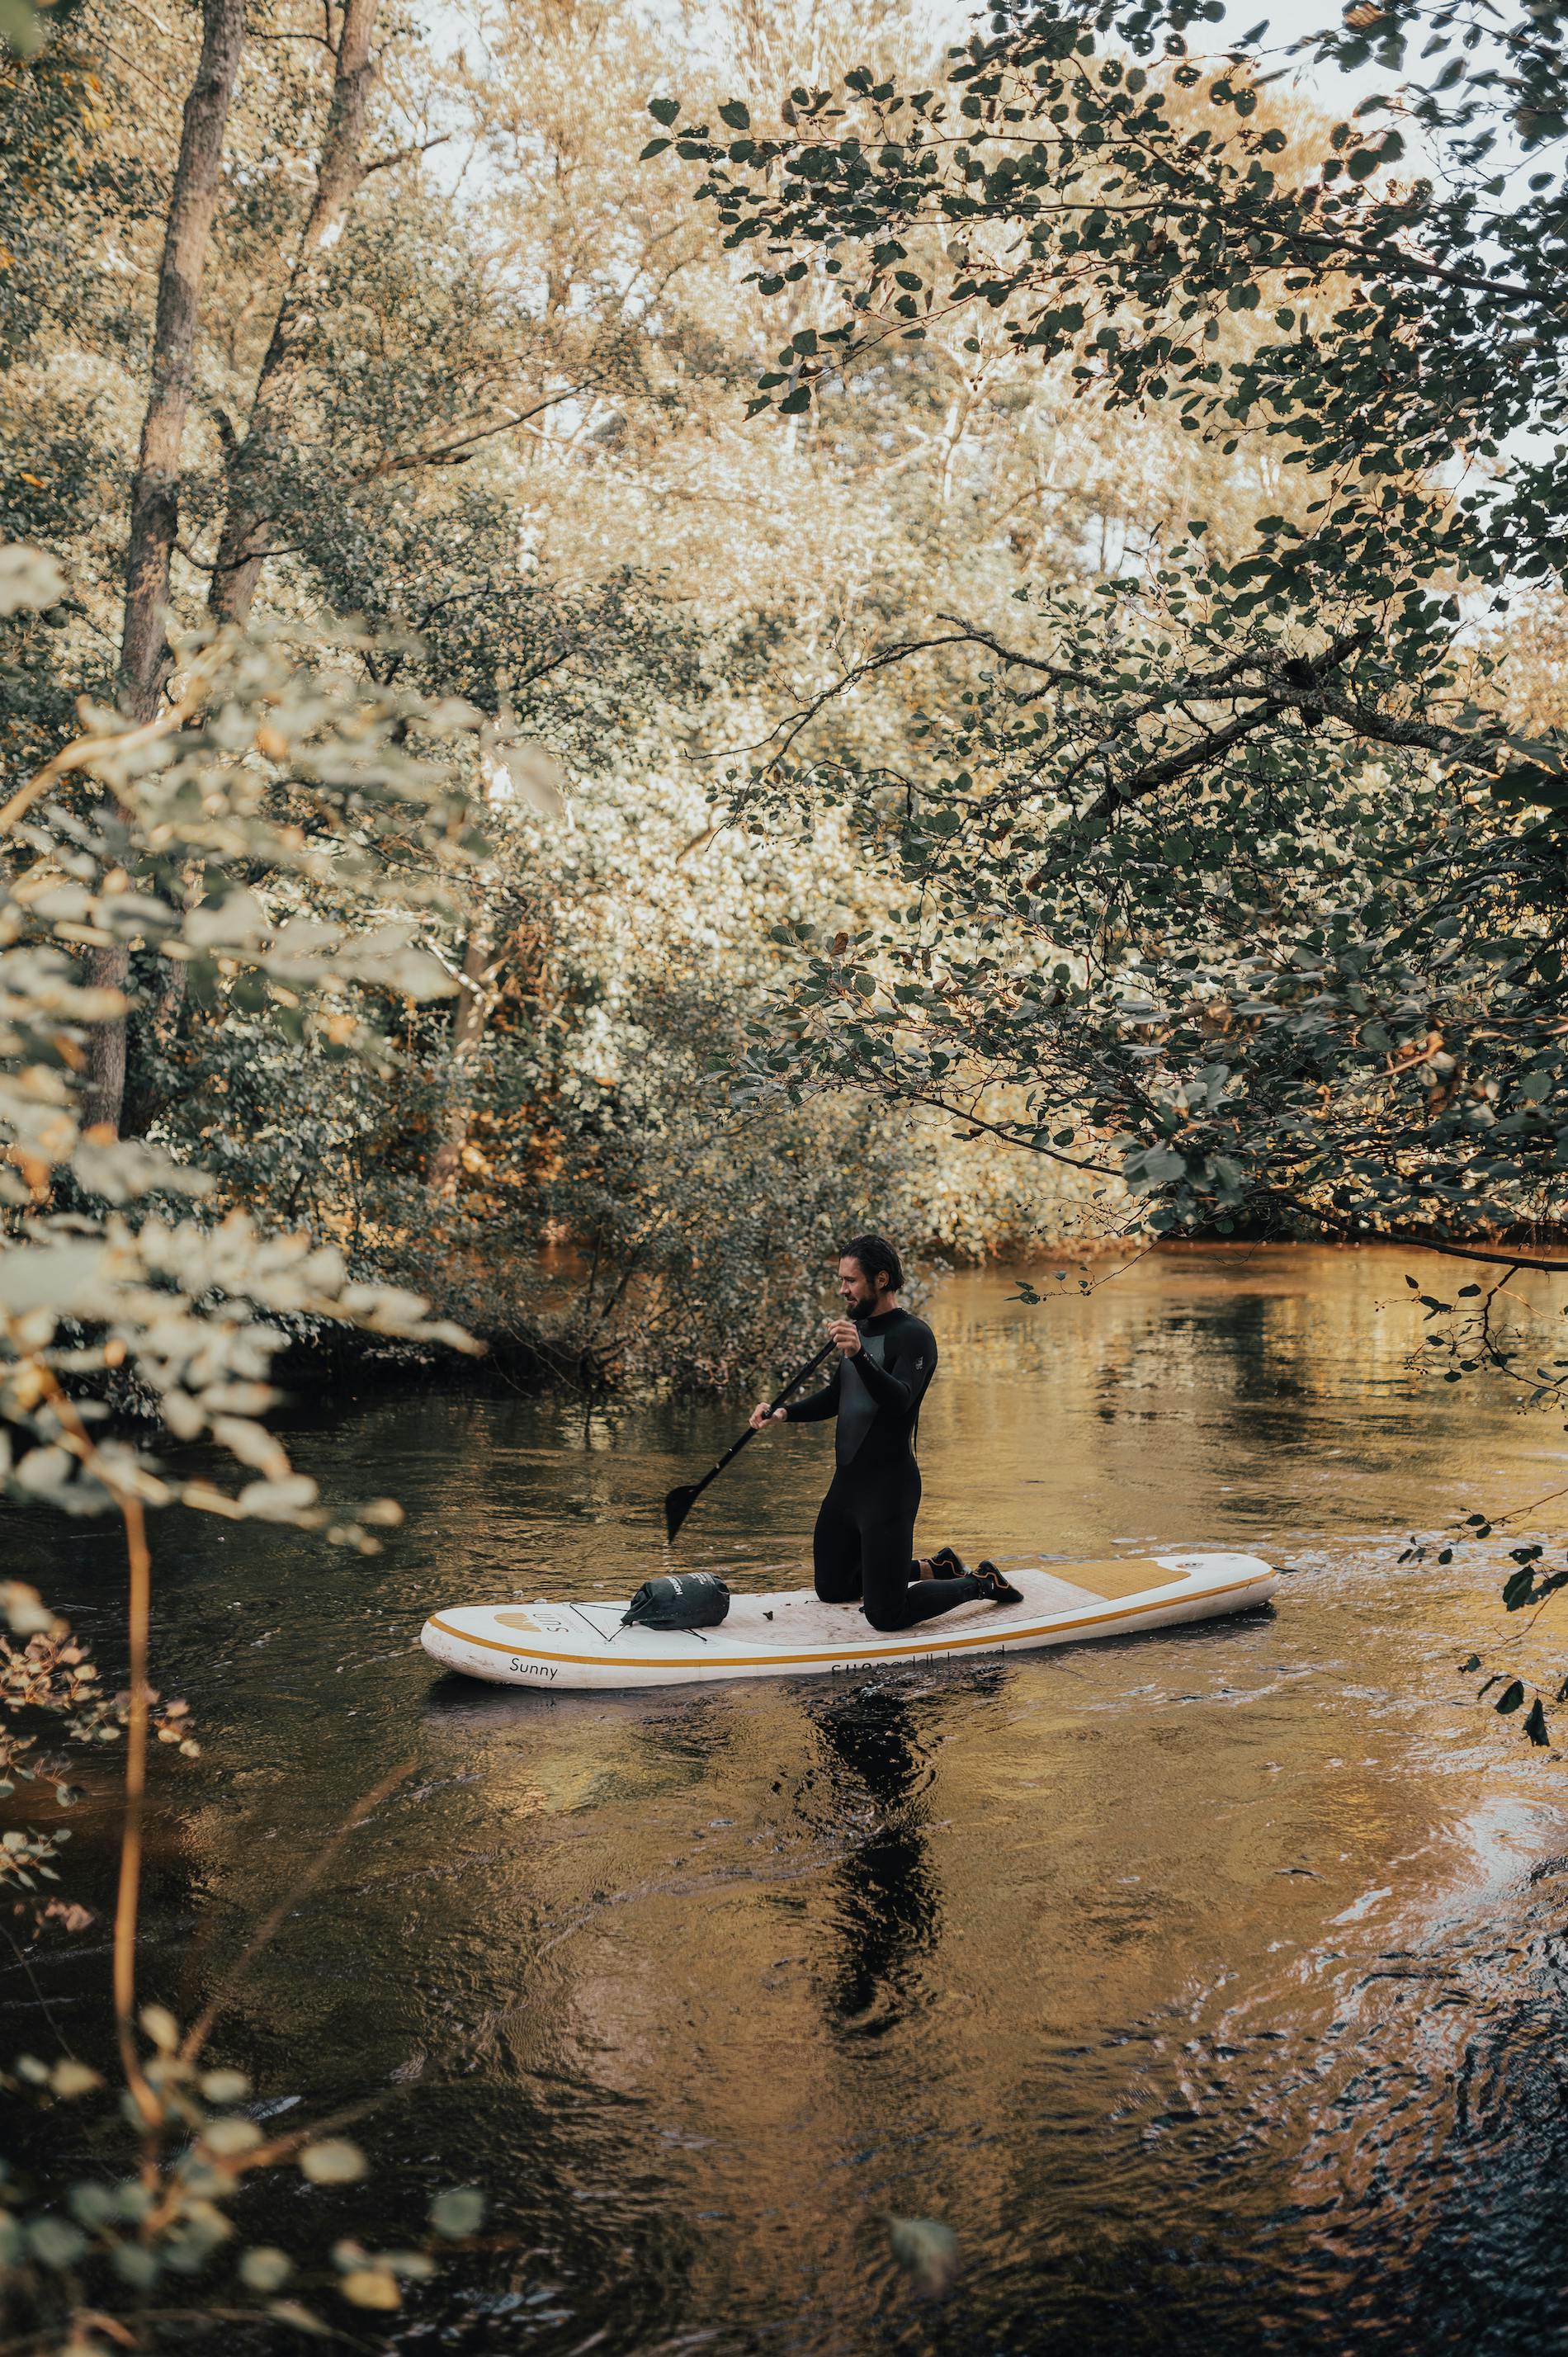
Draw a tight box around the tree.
[653,0,1568,1278]
[86,0,246,1136]
[207,0,383,631]
[120,0,244,724]
[12,0,1306,1388]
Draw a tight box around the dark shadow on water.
[809,1685,944,2037]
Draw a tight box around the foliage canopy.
[659,0,1568,1270]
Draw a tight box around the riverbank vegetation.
[3,0,1150,1397]
[10,0,1568,1405]
[668,0,1568,1281]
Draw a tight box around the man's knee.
[862,1592,917,1633]
[815,1571,861,1607]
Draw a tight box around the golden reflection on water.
[24,1247,1568,2351]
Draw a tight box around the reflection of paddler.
[750,1233,1023,1629]
[811,1684,941,2029]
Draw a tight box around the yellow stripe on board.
[424,1571,1272,1670]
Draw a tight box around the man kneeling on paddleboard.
[749,1233,1023,1630]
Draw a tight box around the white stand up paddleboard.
[420,1552,1277,1692]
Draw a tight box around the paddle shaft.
[665,1334,838,1536]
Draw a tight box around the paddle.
[664,1333,841,1543]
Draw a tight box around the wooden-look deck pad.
[1050,1556,1195,1600]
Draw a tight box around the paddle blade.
[664,1482,701,1543]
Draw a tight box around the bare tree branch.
[210,0,383,628]
[362,130,450,173]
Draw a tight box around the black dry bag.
[621,1572,731,1631]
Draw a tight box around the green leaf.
[719,99,751,130]
[267,2301,329,2336]
[241,2247,295,2292]
[640,138,672,159]
[49,2059,100,2098]
[648,95,681,125]
[1495,1679,1526,1715]
[429,2186,486,2239]
[1523,1698,1550,1745]
[340,2268,400,2311]
[200,2068,251,2103]
[299,2139,367,2185]
[886,2214,958,2294]
[140,2004,180,2053]
[27,2216,88,2268]
[0,0,44,59]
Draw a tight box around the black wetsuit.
[784,1307,984,1632]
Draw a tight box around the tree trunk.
[81,988,130,1143]
[89,0,245,1137]
[119,0,246,722]
[209,0,381,629]
[429,919,495,1197]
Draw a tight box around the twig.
[898,1086,1116,1174]
[352,385,587,483]
[0,1924,80,2057]
[112,1492,159,2127]
[1296,1195,1568,1275]
[362,132,450,174]
[0,691,201,837]
[27,1362,162,2126]
[706,628,1074,763]
[1482,1483,1568,1530]
[180,1756,418,2064]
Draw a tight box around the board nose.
[420,1615,472,1670]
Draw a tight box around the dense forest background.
[5,0,1568,1402]
[4,0,1158,1389]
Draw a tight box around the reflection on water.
[11,1247,1568,2354]
[810,1686,945,2036]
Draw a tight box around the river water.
[16,1246,1568,2354]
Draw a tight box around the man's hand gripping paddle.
[663,1334,839,1544]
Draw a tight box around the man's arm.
[852,1318,937,1415]
[784,1363,842,1422]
